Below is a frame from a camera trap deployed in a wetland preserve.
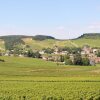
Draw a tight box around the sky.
[0,0,100,39]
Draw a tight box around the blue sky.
[0,0,100,39]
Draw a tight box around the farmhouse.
[39,50,45,54]
[82,45,92,54]
[95,57,100,63]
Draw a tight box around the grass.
[0,56,100,99]
[73,38,100,47]
[0,39,5,50]
[22,38,100,50]
[0,56,100,77]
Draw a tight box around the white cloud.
[56,26,65,30]
[88,23,100,29]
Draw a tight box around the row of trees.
[27,50,41,58]
[59,54,90,66]
[42,47,82,54]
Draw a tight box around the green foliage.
[65,59,73,65]
[82,58,90,66]
[62,47,81,54]
[78,33,100,39]
[73,54,83,65]
[96,51,100,57]
[59,55,64,62]
[73,54,90,66]
[0,80,100,100]
[64,55,73,65]
[42,96,64,100]
[64,54,70,59]
[27,50,41,58]
[0,35,26,50]
[43,48,54,54]
[0,59,5,62]
[33,35,55,41]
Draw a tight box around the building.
[95,57,100,63]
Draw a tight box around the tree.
[82,58,90,66]
[73,54,83,65]
[27,50,34,57]
[0,59,5,62]
[64,54,73,65]
[34,51,41,58]
[60,55,64,62]
[96,51,100,57]
[43,48,54,54]
[64,54,70,60]
[65,59,73,65]
[27,50,41,58]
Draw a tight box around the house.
[93,49,98,54]
[39,51,45,54]
[82,45,92,54]
[19,54,24,57]
[4,53,9,56]
[60,51,68,55]
[4,51,10,56]
[90,59,95,66]
[70,54,74,62]
[53,46,60,54]
[81,51,86,55]
[42,56,48,61]
[95,57,100,63]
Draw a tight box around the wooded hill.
[0,33,100,50]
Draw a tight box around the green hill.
[0,35,55,50]
[78,33,100,39]
[0,33,100,50]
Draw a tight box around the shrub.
[0,59,5,62]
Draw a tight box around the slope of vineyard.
[0,34,100,99]
[72,38,100,47]
[0,57,100,99]
[0,39,5,50]
[0,81,100,100]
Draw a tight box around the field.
[0,56,100,99]
[22,38,100,50]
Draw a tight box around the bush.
[0,59,5,62]
[65,59,73,65]
[82,58,90,66]
[73,54,83,65]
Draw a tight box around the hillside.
[0,56,100,77]
[22,33,100,49]
[0,35,55,50]
[0,39,5,50]
[78,33,100,39]
[0,33,100,50]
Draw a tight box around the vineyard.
[0,57,100,99]
[0,80,100,100]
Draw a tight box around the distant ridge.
[0,33,100,50]
[0,35,55,50]
[33,35,55,40]
[0,35,55,40]
[78,33,100,39]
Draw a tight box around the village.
[0,45,100,66]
